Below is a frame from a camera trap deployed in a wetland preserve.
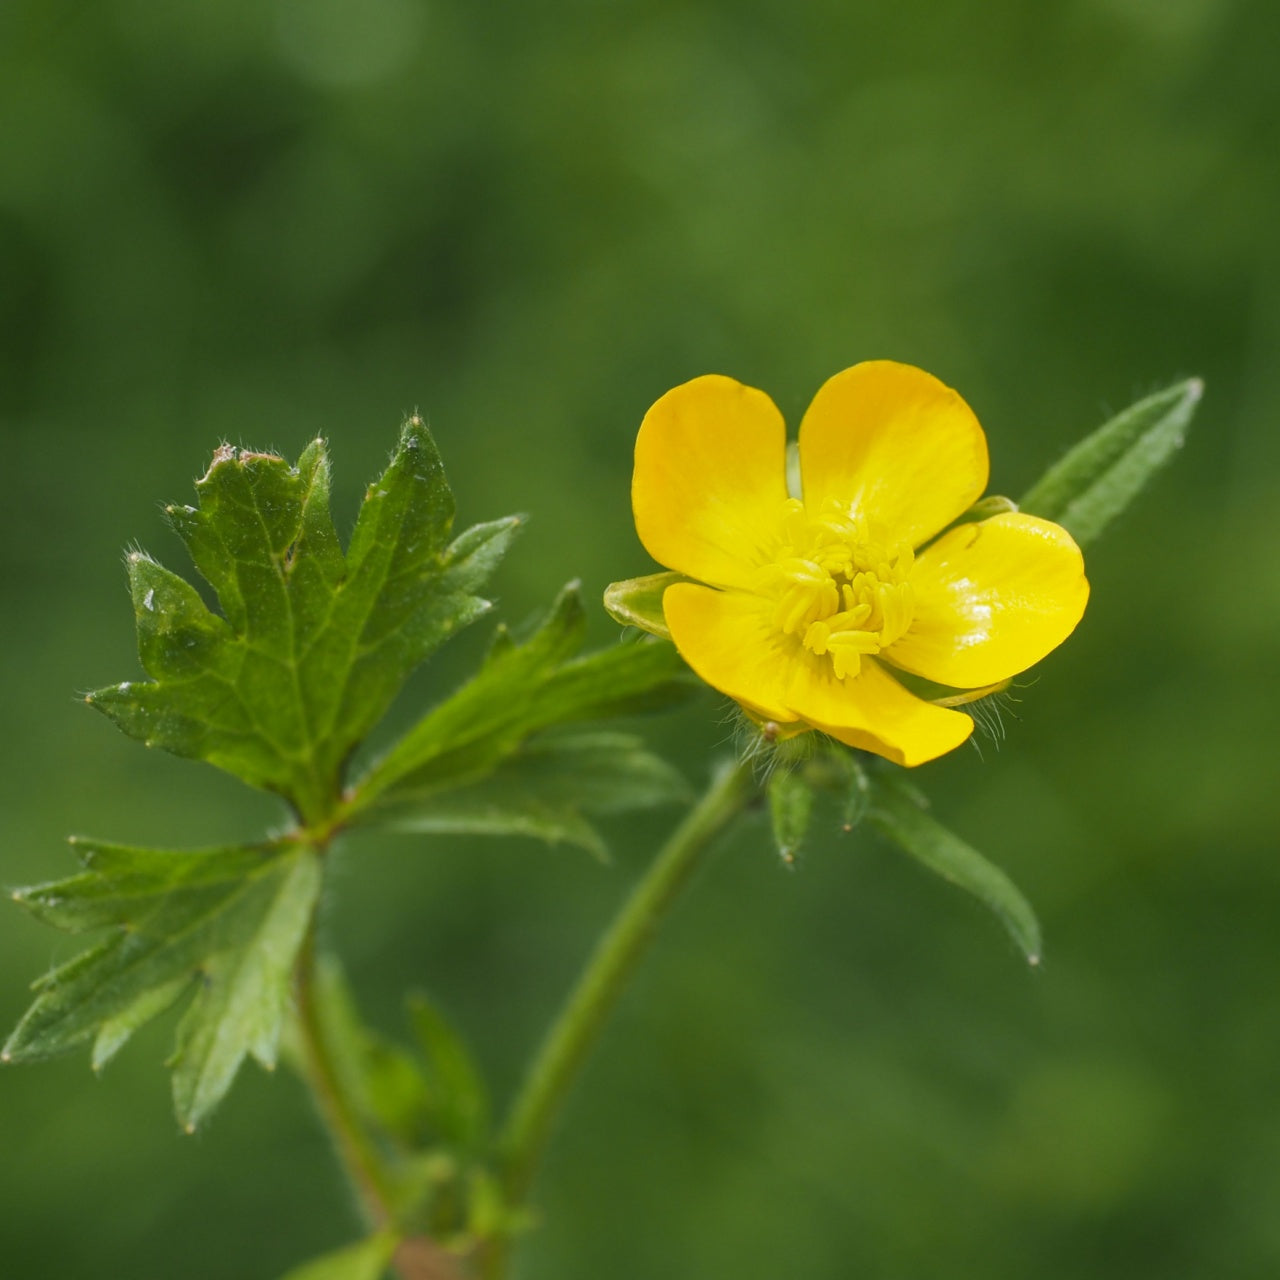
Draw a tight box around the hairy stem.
[488,757,756,1273]
[294,929,461,1280]
[293,927,399,1225]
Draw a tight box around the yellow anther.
[829,603,873,631]
[831,649,862,680]
[804,620,830,655]
[827,629,881,655]
[766,501,918,680]
[823,628,881,681]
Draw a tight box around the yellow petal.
[634,375,790,590]
[798,361,989,548]
[662,581,797,722]
[787,656,975,767]
[664,582,973,766]
[885,512,1089,689]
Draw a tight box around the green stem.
[495,756,757,1224]
[293,927,399,1229]
[294,928,465,1280]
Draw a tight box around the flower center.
[755,498,915,681]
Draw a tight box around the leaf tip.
[199,443,238,484]
[1027,952,1042,968]
[399,414,431,448]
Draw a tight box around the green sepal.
[86,422,521,823]
[767,768,814,866]
[947,494,1019,530]
[350,585,696,847]
[1019,378,1203,547]
[830,749,872,832]
[869,774,1041,964]
[889,666,1012,710]
[602,571,689,639]
[4,838,321,1130]
[277,1230,400,1280]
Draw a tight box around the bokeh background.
[3,1,1279,1276]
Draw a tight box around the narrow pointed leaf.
[1020,378,1203,547]
[388,802,609,859]
[92,976,189,1072]
[86,422,520,821]
[407,993,490,1151]
[15,838,271,931]
[278,1231,399,1280]
[870,776,1041,963]
[352,585,695,820]
[378,731,688,858]
[304,955,437,1152]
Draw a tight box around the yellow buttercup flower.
[623,360,1089,766]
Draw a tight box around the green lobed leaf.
[4,838,321,1128]
[350,584,695,832]
[170,851,321,1130]
[86,422,521,822]
[1019,378,1203,547]
[278,1231,399,1280]
[92,976,189,1072]
[869,775,1042,964]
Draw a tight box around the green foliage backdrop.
[3,1,1278,1276]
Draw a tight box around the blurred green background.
[3,0,1279,1276]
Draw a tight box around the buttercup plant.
[5,367,1201,1279]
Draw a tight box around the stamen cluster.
[757,499,915,680]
